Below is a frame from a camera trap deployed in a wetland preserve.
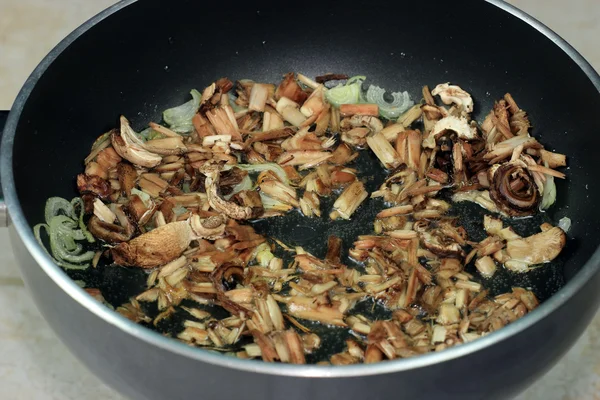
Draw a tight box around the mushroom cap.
[144,137,187,156]
[190,214,227,240]
[112,116,162,168]
[419,231,465,258]
[432,116,477,140]
[423,116,477,149]
[431,83,474,114]
[111,220,192,268]
[87,215,133,244]
[506,226,566,265]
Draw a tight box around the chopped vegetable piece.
[36,73,568,366]
[364,85,414,119]
[325,77,364,108]
[163,89,202,133]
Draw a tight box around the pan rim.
[2,0,600,378]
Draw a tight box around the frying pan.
[1,0,600,399]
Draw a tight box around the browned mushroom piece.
[341,115,384,134]
[202,167,254,220]
[87,215,134,244]
[230,190,264,219]
[421,104,446,122]
[144,136,187,156]
[423,116,477,149]
[219,167,248,189]
[123,195,155,226]
[77,173,112,200]
[111,220,192,268]
[488,162,540,216]
[419,230,465,258]
[116,162,138,197]
[40,73,571,364]
[325,235,343,264]
[431,83,474,115]
[190,214,227,240]
[505,226,566,268]
[111,116,162,168]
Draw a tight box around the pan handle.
[0,110,8,227]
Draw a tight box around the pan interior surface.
[5,0,600,371]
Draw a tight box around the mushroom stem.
[203,167,254,220]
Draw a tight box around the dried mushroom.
[424,116,477,149]
[431,83,473,115]
[505,226,566,268]
[203,167,254,220]
[36,72,569,366]
[190,214,227,240]
[112,116,163,168]
[112,221,192,268]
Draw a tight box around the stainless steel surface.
[0,203,9,227]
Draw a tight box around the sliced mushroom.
[340,127,370,147]
[505,226,566,266]
[419,230,465,258]
[111,220,192,268]
[219,167,248,189]
[203,167,254,220]
[489,162,540,216]
[77,173,112,200]
[452,190,504,215]
[431,83,474,115]
[117,162,138,197]
[124,194,155,225]
[276,97,307,127]
[341,115,384,134]
[231,190,265,219]
[424,116,477,149]
[421,104,447,122]
[88,215,134,244]
[144,136,187,156]
[112,116,162,168]
[190,214,227,240]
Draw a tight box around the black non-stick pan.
[1,1,600,399]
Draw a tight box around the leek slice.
[325,76,365,108]
[364,85,414,120]
[163,89,202,133]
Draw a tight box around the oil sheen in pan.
[258,149,565,291]
[64,148,566,362]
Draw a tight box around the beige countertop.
[1,1,600,399]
